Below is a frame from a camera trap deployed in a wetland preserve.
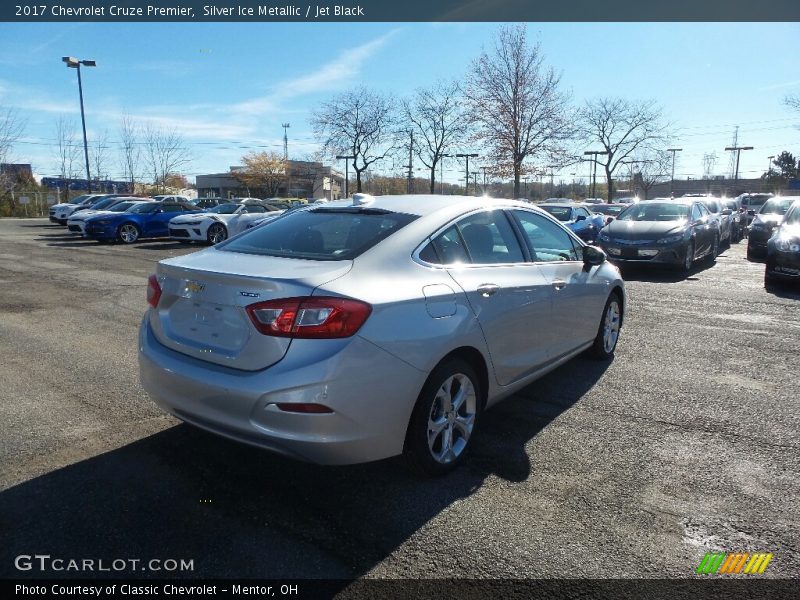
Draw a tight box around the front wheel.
[682,240,695,272]
[403,359,481,476]
[588,293,622,360]
[707,235,719,263]
[207,223,227,245]
[117,223,140,244]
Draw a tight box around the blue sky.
[1,21,798,185]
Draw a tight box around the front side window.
[511,210,580,262]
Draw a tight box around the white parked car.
[168,202,281,245]
[49,194,107,224]
[67,199,153,236]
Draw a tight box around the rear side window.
[219,208,417,260]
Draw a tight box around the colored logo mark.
[696,552,773,574]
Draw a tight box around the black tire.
[207,223,228,245]
[747,245,758,262]
[587,292,623,360]
[403,358,481,476]
[681,240,695,272]
[707,235,719,263]
[117,223,140,244]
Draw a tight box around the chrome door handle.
[552,279,567,290]
[477,283,499,297]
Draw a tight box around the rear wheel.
[207,223,227,245]
[117,223,140,244]
[403,358,480,476]
[707,234,719,263]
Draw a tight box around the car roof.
[312,194,533,218]
[642,198,695,205]
[538,203,575,208]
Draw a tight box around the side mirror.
[576,215,586,221]
[721,209,732,216]
[583,244,606,267]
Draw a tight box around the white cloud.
[233,29,399,116]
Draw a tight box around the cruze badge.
[240,291,260,298]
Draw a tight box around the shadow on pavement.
[616,259,715,283]
[0,355,610,580]
[135,241,200,251]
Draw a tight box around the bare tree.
[578,97,670,202]
[0,107,26,196]
[232,151,287,197]
[632,151,671,200]
[118,115,141,192]
[786,95,800,112]
[312,86,397,193]
[464,25,573,199]
[54,116,81,200]
[142,124,191,193]
[91,129,110,185]
[402,80,469,194]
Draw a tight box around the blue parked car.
[538,203,606,243]
[84,200,199,244]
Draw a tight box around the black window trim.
[413,206,585,268]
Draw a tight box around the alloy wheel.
[208,223,227,245]
[119,224,139,244]
[603,299,621,354]
[427,374,477,465]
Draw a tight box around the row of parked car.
[48,193,296,245]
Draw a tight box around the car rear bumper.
[138,315,427,465]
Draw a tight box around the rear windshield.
[129,203,159,214]
[90,197,117,210]
[743,195,770,207]
[618,203,690,222]
[540,206,572,222]
[219,207,418,260]
[759,198,795,216]
[784,205,800,225]
[208,203,241,214]
[592,205,624,215]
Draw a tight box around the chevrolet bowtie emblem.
[185,281,205,294]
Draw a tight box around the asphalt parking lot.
[0,217,798,581]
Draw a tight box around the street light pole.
[335,155,355,198]
[766,155,774,176]
[666,148,683,197]
[455,153,479,195]
[62,56,96,193]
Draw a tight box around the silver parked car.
[139,194,625,474]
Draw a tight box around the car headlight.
[656,233,685,244]
[775,237,800,252]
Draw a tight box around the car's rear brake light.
[147,274,162,308]
[275,403,334,414]
[246,296,371,339]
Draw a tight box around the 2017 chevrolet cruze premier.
[139,194,625,474]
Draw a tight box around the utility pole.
[471,171,480,195]
[725,144,753,183]
[481,166,488,191]
[583,150,608,201]
[455,153,479,195]
[440,154,451,194]
[666,148,683,196]
[281,123,290,160]
[335,154,355,198]
[766,155,774,176]
[405,130,414,194]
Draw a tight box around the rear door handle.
[477,283,500,297]
[552,279,567,290]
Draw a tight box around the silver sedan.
[139,194,625,475]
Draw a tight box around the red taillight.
[246,296,371,339]
[275,403,334,414]
[147,274,162,308]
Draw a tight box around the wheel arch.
[429,346,490,411]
